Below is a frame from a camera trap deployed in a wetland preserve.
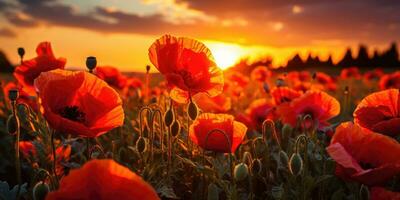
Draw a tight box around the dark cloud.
[0,27,16,37]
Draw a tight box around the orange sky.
[0,0,399,72]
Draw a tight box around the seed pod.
[234,163,249,181]
[7,115,18,135]
[86,56,97,72]
[164,108,174,127]
[170,120,181,137]
[279,150,289,167]
[18,47,25,58]
[289,153,303,176]
[359,185,369,200]
[135,137,148,153]
[207,183,219,200]
[33,181,50,200]
[8,89,19,101]
[187,101,198,120]
[251,159,262,175]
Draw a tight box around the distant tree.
[381,42,399,68]
[286,53,304,69]
[371,50,382,67]
[355,44,370,67]
[0,50,13,73]
[337,48,354,68]
[324,55,334,67]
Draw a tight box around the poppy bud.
[271,186,284,200]
[187,101,198,120]
[207,183,219,200]
[146,65,151,72]
[279,150,289,167]
[170,120,181,137]
[33,181,49,200]
[164,108,174,127]
[263,82,270,93]
[359,185,369,200]
[8,89,19,101]
[312,72,317,80]
[344,86,349,95]
[18,47,25,59]
[136,137,148,153]
[7,115,18,135]
[276,78,285,87]
[234,163,249,181]
[289,153,303,176]
[86,56,97,72]
[251,159,262,175]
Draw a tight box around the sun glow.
[205,41,246,70]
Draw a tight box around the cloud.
[0,27,16,37]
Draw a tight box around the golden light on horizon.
[206,41,246,70]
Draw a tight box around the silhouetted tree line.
[285,42,400,69]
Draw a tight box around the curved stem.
[262,119,281,150]
[11,101,21,200]
[150,108,163,161]
[203,129,233,180]
[139,106,152,137]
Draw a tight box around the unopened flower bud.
[263,82,270,93]
[187,101,198,120]
[171,120,181,137]
[234,163,249,181]
[359,185,369,200]
[136,137,148,153]
[251,159,262,175]
[8,89,19,101]
[18,47,25,59]
[276,78,285,87]
[33,181,49,200]
[281,124,293,140]
[289,153,303,176]
[86,56,97,72]
[7,115,18,135]
[146,65,151,72]
[312,72,317,80]
[207,183,219,200]
[279,150,289,167]
[164,108,174,127]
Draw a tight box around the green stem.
[51,130,59,187]
[12,101,21,200]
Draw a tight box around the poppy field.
[0,35,400,200]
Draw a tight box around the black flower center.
[59,106,86,123]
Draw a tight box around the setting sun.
[205,42,246,70]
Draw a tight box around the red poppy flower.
[95,66,127,89]
[340,67,361,79]
[226,71,249,88]
[19,141,36,157]
[326,122,400,186]
[278,90,340,127]
[314,72,334,85]
[148,35,223,103]
[245,98,277,131]
[270,87,302,105]
[46,159,160,200]
[14,42,66,94]
[379,71,400,90]
[250,66,272,82]
[125,77,143,89]
[34,69,124,137]
[370,187,400,200]
[2,82,37,111]
[354,89,400,137]
[364,68,384,81]
[194,93,231,113]
[189,113,247,153]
